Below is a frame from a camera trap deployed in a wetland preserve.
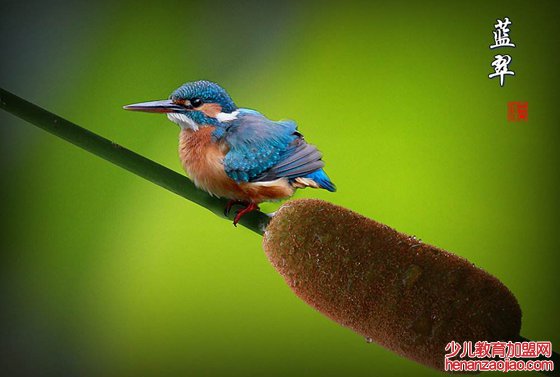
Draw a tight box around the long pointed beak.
[123,99,184,113]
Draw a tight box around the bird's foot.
[224,200,249,217]
[233,202,260,227]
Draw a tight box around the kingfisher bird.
[123,80,335,225]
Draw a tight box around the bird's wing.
[216,110,324,183]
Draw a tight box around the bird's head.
[123,80,238,130]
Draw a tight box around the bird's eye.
[191,98,203,108]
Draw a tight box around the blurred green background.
[1,1,559,376]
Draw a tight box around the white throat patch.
[167,113,199,130]
[216,110,239,122]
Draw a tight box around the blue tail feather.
[303,169,336,192]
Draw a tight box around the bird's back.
[217,109,336,194]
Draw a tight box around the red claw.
[233,202,260,226]
[224,200,248,217]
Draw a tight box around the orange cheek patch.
[199,103,222,118]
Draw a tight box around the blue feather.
[302,169,336,192]
[218,109,297,182]
[171,80,237,113]
[215,109,335,192]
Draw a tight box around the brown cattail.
[263,199,521,371]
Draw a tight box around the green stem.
[3,89,560,376]
[0,88,270,235]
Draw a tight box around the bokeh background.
[1,1,559,376]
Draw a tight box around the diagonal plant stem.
[0,87,270,235]
[2,88,560,375]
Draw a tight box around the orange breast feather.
[178,126,294,202]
